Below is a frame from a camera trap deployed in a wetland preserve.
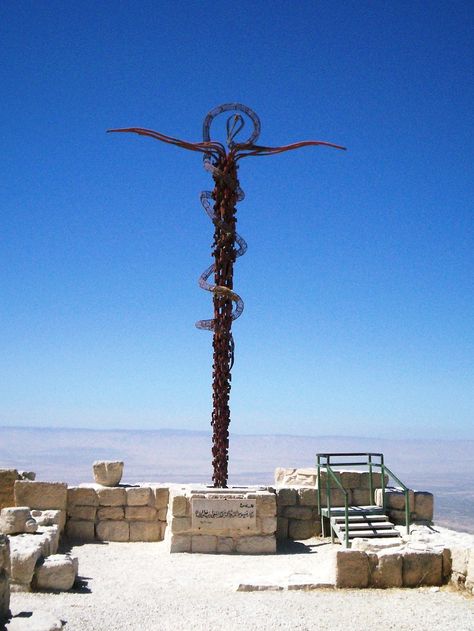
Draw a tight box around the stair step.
[322,505,384,517]
[334,521,395,531]
[346,529,400,539]
[332,514,388,523]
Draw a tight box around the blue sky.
[1,1,473,439]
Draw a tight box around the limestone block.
[0,570,9,620]
[0,469,20,510]
[317,488,350,509]
[442,548,452,581]
[358,471,388,489]
[97,506,124,521]
[276,488,297,509]
[92,460,124,487]
[97,487,126,507]
[235,536,276,554]
[339,470,363,488]
[335,550,370,588]
[171,517,191,534]
[388,509,412,526]
[288,519,318,540]
[33,554,77,591]
[260,517,277,535]
[154,487,169,510]
[14,481,67,510]
[275,467,318,487]
[126,487,152,506]
[276,517,288,540]
[450,545,470,575]
[351,488,372,506]
[157,508,168,521]
[37,526,60,556]
[31,509,66,532]
[298,488,318,506]
[192,535,217,553]
[402,551,443,587]
[0,535,10,573]
[171,495,188,517]
[0,507,37,535]
[413,491,433,521]
[167,533,191,553]
[125,506,157,521]
[466,549,474,590]
[375,487,414,512]
[283,506,313,520]
[65,520,95,542]
[9,537,42,586]
[96,520,129,542]
[368,551,403,588]
[217,537,234,553]
[129,521,161,542]
[315,470,342,490]
[67,506,96,521]
[256,494,276,517]
[67,486,98,507]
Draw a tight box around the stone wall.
[0,470,20,510]
[65,484,169,542]
[0,535,10,621]
[165,487,277,554]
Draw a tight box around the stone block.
[368,551,403,588]
[402,551,443,587]
[413,491,433,521]
[276,517,288,540]
[67,505,97,521]
[192,535,217,553]
[275,467,318,487]
[171,495,188,517]
[125,506,157,521]
[375,487,414,512]
[466,549,474,590]
[0,535,10,572]
[93,460,124,487]
[97,506,124,521]
[167,533,191,553]
[388,509,411,526]
[256,494,276,517]
[288,519,318,540]
[442,548,452,581]
[351,488,372,506]
[217,537,234,553]
[315,470,342,490]
[276,488,297,508]
[9,537,42,586]
[260,517,277,535]
[126,487,152,506]
[96,520,129,542]
[170,517,191,534]
[298,488,318,506]
[67,486,98,507]
[450,545,470,575]
[129,521,161,542]
[0,469,19,510]
[318,488,350,509]
[335,550,370,588]
[235,536,276,554]
[0,507,37,535]
[65,520,95,542]
[157,508,168,521]
[283,505,313,520]
[97,487,126,507]
[154,487,169,510]
[33,554,77,591]
[14,481,67,510]
[37,526,60,556]
[31,509,66,532]
[0,570,9,620]
[339,470,363,488]
[358,471,388,489]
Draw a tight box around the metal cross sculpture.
[109,103,345,487]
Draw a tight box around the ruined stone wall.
[0,535,10,621]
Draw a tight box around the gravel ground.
[8,540,474,631]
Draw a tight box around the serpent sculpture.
[109,103,345,487]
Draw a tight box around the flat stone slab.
[236,571,336,592]
[6,609,64,630]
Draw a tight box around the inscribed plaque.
[191,497,256,530]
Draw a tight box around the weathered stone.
[335,550,370,588]
[402,551,443,587]
[125,506,157,521]
[315,470,342,490]
[275,467,318,487]
[171,517,191,534]
[96,520,129,542]
[0,535,10,572]
[235,536,276,554]
[442,548,452,581]
[6,609,64,630]
[375,487,415,512]
[129,521,161,542]
[351,488,372,506]
[276,488,297,508]
[259,517,277,535]
[93,460,124,487]
[171,495,188,517]
[97,487,126,506]
[31,509,66,532]
[339,470,363,488]
[14,481,67,510]
[67,505,97,521]
[450,545,470,575]
[414,491,434,521]
[37,526,60,556]
[65,520,95,541]
[276,517,288,540]
[317,488,350,508]
[0,570,9,620]
[283,505,313,520]
[126,487,152,506]
[217,537,234,553]
[33,554,77,591]
[157,508,168,521]
[288,519,318,540]
[0,507,36,535]
[256,494,276,517]
[358,471,388,489]
[154,487,169,510]
[298,488,318,506]
[466,549,474,590]
[388,509,412,526]
[192,535,217,553]
[368,551,403,588]
[97,506,124,520]
[167,533,191,553]
[9,537,42,586]
[67,486,98,507]
[0,469,20,510]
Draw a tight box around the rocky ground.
[6,537,474,631]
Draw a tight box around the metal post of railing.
[368,453,374,505]
[381,454,386,512]
[317,455,323,537]
[344,492,349,548]
[404,489,410,535]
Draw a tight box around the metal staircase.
[317,453,410,548]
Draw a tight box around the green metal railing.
[316,452,410,547]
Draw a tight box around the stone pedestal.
[165,486,277,554]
